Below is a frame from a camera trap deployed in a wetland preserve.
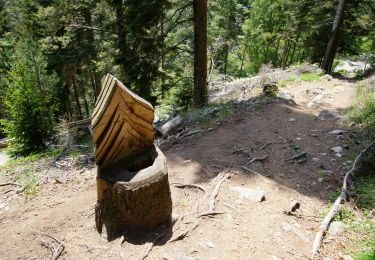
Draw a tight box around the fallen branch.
[208,172,231,211]
[34,230,64,260]
[172,183,207,194]
[232,149,252,158]
[285,151,307,161]
[138,231,168,260]
[168,221,200,243]
[197,211,225,218]
[311,141,374,259]
[181,129,204,138]
[0,182,21,187]
[239,166,260,175]
[249,155,268,164]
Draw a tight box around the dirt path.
[0,150,9,167]
[0,77,358,259]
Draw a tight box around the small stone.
[336,135,345,140]
[331,146,343,157]
[330,130,345,135]
[288,118,296,122]
[328,221,345,236]
[312,158,321,165]
[285,200,300,214]
[323,257,333,260]
[323,170,333,177]
[319,110,334,119]
[342,255,354,260]
[231,187,266,202]
[320,74,333,81]
[296,137,302,140]
[318,178,324,183]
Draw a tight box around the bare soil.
[0,76,362,259]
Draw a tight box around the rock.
[331,146,343,157]
[296,137,302,140]
[160,116,184,136]
[318,178,324,183]
[281,222,310,242]
[319,110,334,119]
[320,74,333,81]
[342,255,354,260]
[230,187,266,202]
[288,118,296,122]
[278,91,296,105]
[328,221,345,236]
[330,130,345,135]
[312,157,321,165]
[284,200,300,214]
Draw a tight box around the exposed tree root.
[208,172,231,211]
[172,183,207,194]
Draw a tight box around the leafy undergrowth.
[0,131,93,196]
[348,83,375,131]
[328,142,375,259]
[300,72,323,82]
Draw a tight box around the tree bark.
[193,0,208,107]
[321,0,348,73]
[95,146,172,240]
[71,78,83,120]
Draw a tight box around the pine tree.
[2,37,57,155]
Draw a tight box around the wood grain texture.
[91,74,154,169]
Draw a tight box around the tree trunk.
[321,0,348,73]
[71,78,83,120]
[95,146,172,240]
[193,0,207,107]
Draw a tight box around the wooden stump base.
[95,146,172,239]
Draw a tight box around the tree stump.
[92,74,172,239]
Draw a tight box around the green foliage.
[1,37,57,156]
[299,72,322,82]
[349,84,375,129]
[16,170,38,196]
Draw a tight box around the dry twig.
[172,183,207,194]
[311,141,374,259]
[198,211,225,218]
[208,172,231,211]
[249,155,268,164]
[0,182,21,187]
[33,230,64,260]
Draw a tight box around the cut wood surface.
[92,74,155,169]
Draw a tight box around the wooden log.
[95,146,172,239]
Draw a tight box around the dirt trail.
[0,77,358,259]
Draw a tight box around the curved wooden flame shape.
[92,74,154,169]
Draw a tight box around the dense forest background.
[0,0,374,155]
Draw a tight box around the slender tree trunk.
[321,0,348,73]
[84,10,101,99]
[288,35,299,66]
[193,0,208,107]
[71,77,83,120]
[273,37,281,67]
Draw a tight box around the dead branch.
[197,211,225,218]
[181,129,204,138]
[168,221,200,243]
[232,148,252,158]
[239,166,261,175]
[249,155,268,164]
[138,231,168,260]
[311,141,374,259]
[285,151,307,161]
[258,141,283,150]
[0,182,21,187]
[208,173,231,211]
[172,183,207,194]
[34,231,64,260]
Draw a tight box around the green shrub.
[1,37,57,156]
[300,72,323,82]
[349,84,375,129]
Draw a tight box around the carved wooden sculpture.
[93,74,172,239]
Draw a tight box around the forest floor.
[0,74,372,260]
